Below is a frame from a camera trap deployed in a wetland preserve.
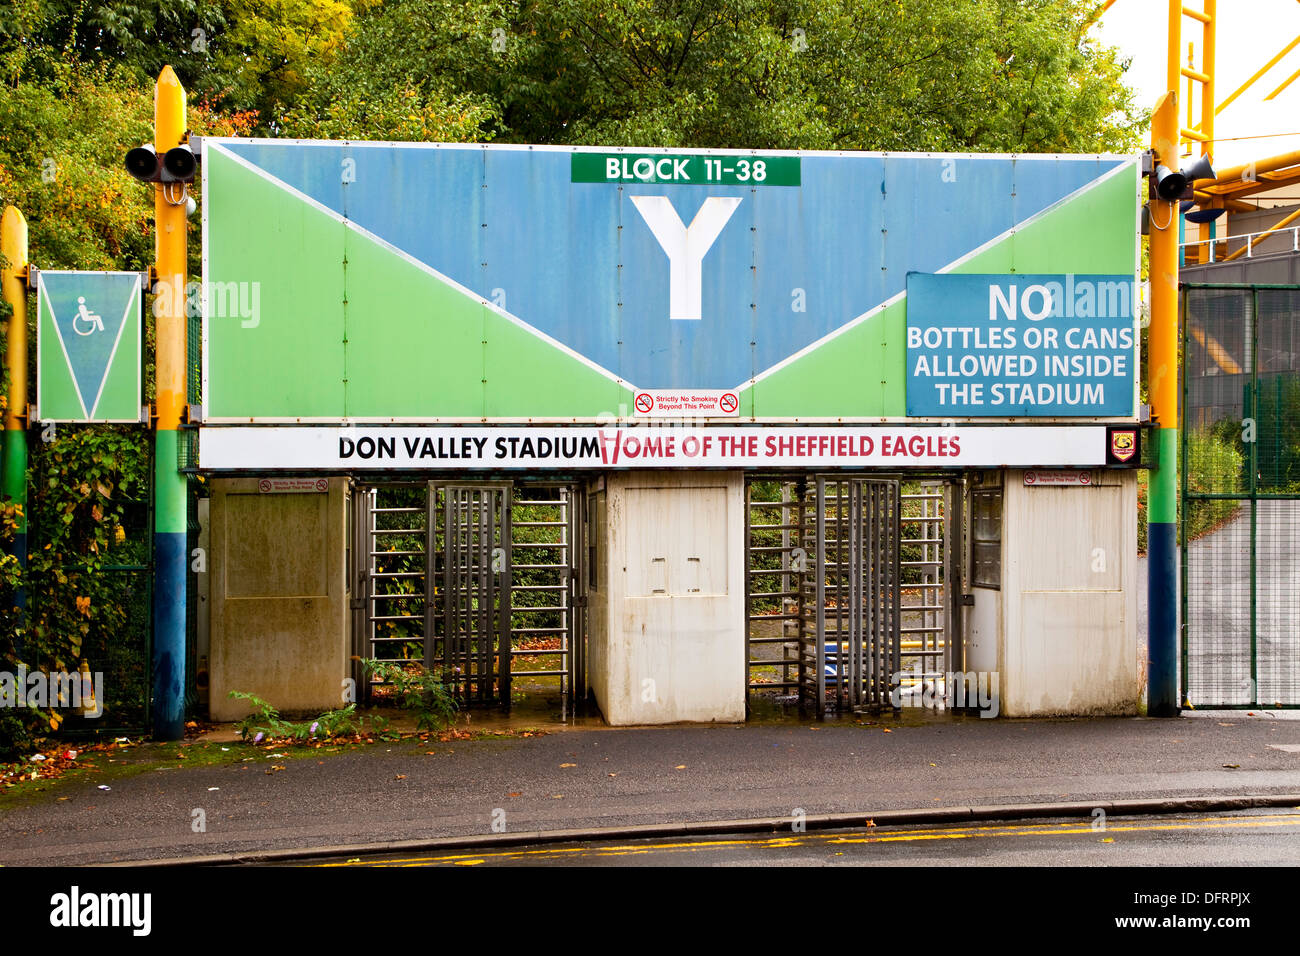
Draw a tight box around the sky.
[1092,0,1300,194]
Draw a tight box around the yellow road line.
[315,811,1300,867]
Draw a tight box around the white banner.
[198,425,1110,470]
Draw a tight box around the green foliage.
[227,690,291,741]
[0,0,373,124]
[226,690,363,742]
[1183,428,1245,543]
[1253,374,1300,492]
[1138,427,1245,553]
[0,707,42,761]
[282,0,1143,152]
[363,658,459,731]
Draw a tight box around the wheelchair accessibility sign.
[37,270,142,422]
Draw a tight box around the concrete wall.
[587,471,745,725]
[999,469,1140,716]
[209,478,349,720]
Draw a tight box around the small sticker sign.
[258,478,330,493]
[37,271,142,422]
[1024,470,1092,486]
[632,389,741,418]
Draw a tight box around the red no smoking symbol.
[719,392,738,413]
[635,392,654,414]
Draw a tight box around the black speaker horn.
[1154,165,1187,201]
[125,144,159,182]
[161,145,197,182]
[1182,153,1216,184]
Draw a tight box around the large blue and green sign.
[37,270,142,422]
[201,141,1138,423]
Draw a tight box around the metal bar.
[1249,288,1258,706]
[500,487,513,707]
[1215,37,1300,115]
[815,478,827,717]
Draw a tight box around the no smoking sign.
[633,389,741,418]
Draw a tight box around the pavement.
[2,709,1300,865]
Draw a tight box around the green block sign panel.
[202,140,1138,422]
[37,270,142,422]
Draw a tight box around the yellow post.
[152,66,189,740]
[1,205,29,636]
[1199,0,1216,247]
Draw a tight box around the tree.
[0,0,370,124]
[282,0,1145,152]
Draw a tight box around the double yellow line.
[316,811,1300,867]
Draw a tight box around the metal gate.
[352,480,584,709]
[746,476,961,716]
[351,481,430,692]
[508,484,587,708]
[799,478,901,714]
[441,484,512,705]
[1182,284,1300,707]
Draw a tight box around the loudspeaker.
[162,146,197,182]
[1154,164,1187,200]
[1182,153,1216,184]
[124,145,159,182]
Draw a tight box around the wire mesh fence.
[1182,284,1300,707]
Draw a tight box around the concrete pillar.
[587,470,745,724]
[208,478,348,720]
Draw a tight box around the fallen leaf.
[395,774,406,780]
[1223,763,1240,769]
[266,765,286,774]
[560,763,576,768]
[865,819,876,827]
[607,772,618,777]
[882,728,892,733]
[929,762,936,767]
[507,792,521,797]
[675,765,686,770]
[1102,838,1114,843]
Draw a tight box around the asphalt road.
[3,713,1299,865]
[311,808,1300,867]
